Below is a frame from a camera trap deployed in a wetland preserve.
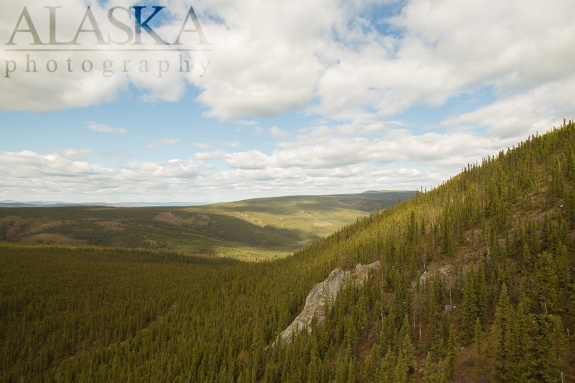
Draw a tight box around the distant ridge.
[0,201,210,207]
[0,190,414,260]
[0,190,413,208]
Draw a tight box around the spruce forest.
[2,122,575,382]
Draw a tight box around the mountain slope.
[265,122,575,382]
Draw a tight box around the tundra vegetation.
[1,123,575,382]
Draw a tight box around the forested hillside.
[264,121,575,383]
[1,122,575,382]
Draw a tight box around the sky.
[1,0,575,203]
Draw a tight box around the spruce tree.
[458,268,478,344]
[528,315,560,382]
[445,324,456,379]
[492,284,516,382]
[423,352,435,383]
[472,318,484,379]
[378,347,395,383]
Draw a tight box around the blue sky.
[1,0,575,202]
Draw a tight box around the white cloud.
[3,0,575,203]
[87,122,127,134]
[0,145,426,202]
[442,77,575,139]
[0,116,529,202]
[0,1,202,112]
[122,159,202,178]
[223,124,511,179]
[189,0,575,124]
[3,0,575,128]
[0,150,108,177]
[0,150,205,201]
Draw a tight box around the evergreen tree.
[445,324,457,380]
[472,318,484,379]
[527,315,560,382]
[492,284,516,382]
[377,347,395,383]
[458,268,479,344]
[396,326,414,383]
[423,352,436,383]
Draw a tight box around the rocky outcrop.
[278,260,381,344]
[419,264,454,284]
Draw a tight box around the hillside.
[0,190,413,260]
[1,123,575,382]
[263,122,575,383]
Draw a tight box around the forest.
[1,122,575,382]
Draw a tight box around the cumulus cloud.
[225,125,505,171]
[3,0,575,128]
[0,150,108,177]
[0,150,205,201]
[122,159,202,178]
[87,122,127,134]
[0,141,455,202]
[181,0,574,125]
[3,0,575,202]
[442,77,575,139]
[0,121,527,202]
[0,0,207,112]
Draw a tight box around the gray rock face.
[278,260,381,344]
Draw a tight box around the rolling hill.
[0,190,414,260]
